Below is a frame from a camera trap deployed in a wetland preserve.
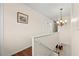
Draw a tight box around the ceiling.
[26,3,72,20]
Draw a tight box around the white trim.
[32,36,35,56]
[0,3,4,56]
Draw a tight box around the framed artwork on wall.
[17,12,28,24]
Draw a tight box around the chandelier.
[56,8,67,26]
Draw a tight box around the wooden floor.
[12,47,32,56]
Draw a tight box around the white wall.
[58,18,71,55]
[3,4,51,56]
[71,4,79,56]
[58,17,71,44]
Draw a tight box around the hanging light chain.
[60,8,63,20]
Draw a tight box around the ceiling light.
[56,8,67,26]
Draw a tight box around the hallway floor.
[13,47,32,56]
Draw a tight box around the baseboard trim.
[12,46,32,56]
[11,44,32,56]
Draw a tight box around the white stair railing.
[32,33,59,56]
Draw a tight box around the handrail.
[33,32,57,39]
[33,33,52,38]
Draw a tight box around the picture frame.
[17,12,28,24]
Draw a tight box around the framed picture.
[17,12,28,24]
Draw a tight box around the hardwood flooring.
[12,47,32,56]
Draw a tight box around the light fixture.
[56,8,67,26]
